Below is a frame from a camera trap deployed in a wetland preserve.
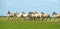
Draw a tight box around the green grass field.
[0,17,60,29]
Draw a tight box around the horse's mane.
[8,11,12,14]
[41,12,44,14]
[53,12,57,14]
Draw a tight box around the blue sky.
[0,0,60,16]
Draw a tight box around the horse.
[41,12,51,21]
[28,12,35,20]
[7,11,14,21]
[52,12,60,21]
[17,12,29,20]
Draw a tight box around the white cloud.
[2,1,12,6]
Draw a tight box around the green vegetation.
[0,17,60,29]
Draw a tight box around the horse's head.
[52,12,57,15]
[7,11,12,14]
[41,12,44,15]
[35,12,38,14]
[29,12,33,14]
[22,12,25,14]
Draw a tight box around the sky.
[0,0,60,16]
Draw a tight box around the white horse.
[37,13,43,20]
[16,12,29,20]
[34,12,43,20]
[41,12,51,21]
[28,12,35,20]
[7,11,14,21]
[52,12,60,21]
[28,12,42,20]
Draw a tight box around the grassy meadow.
[0,17,60,29]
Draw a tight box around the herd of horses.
[7,11,60,21]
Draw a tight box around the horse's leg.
[55,17,58,21]
[30,17,32,21]
[16,17,20,23]
[11,17,13,21]
[31,17,33,21]
[24,17,26,21]
[22,17,24,20]
[36,17,38,20]
[8,17,10,21]
[35,17,37,20]
[42,17,44,21]
[46,17,47,21]
[21,17,23,20]
[34,17,36,21]
[25,17,27,21]
[40,17,42,21]
[34,17,35,20]
[33,17,34,21]
[59,17,60,21]
[53,17,55,21]
[11,16,14,22]
[47,17,51,21]
[49,17,51,21]
[37,17,40,21]
[17,17,20,21]
[54,17,56,21]
[28,17,31,21]
[57,17,60,21]
[41,17,43,21]
[35,17,37,21]
[20,17,22,20]
[8,16,11,21]
[33,17,35,21]
[23,17,24,20]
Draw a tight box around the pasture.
[0,17,60,29]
